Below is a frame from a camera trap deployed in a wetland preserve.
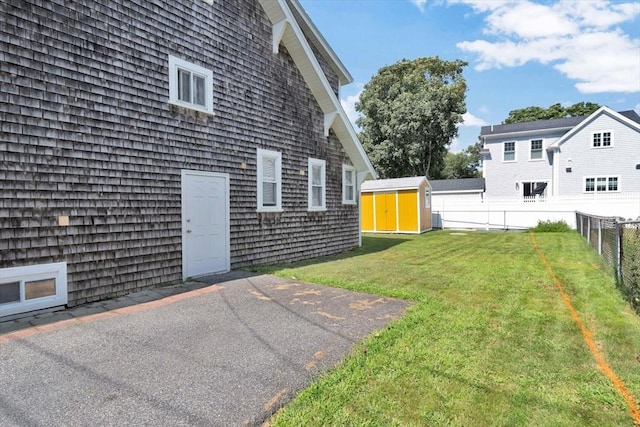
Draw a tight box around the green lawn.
[253,231,640,427]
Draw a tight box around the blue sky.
[298,0,640,152]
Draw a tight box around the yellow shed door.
[374,192,397,232]
[361,192,374,231]
[397,190,418,232]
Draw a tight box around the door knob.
[187,229,192,233]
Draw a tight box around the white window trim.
[256,148,282,212]
[529,139,544,161]
[168,55,214,114]
[591,130,614,149]
[0,262,68,318]
[520,180,549,197]
[308,158,327,211]
[584,175,620,193]
[503,141,516,162]
[342,164,356,205]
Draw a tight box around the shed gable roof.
[258,0,375,178]
[361,176,428,191]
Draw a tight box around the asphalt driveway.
[0,272,409,426]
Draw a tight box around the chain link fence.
[576,212,640,315]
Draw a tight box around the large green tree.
[442,141,482,179]
[356,57,467,179]
[504,102,600,124]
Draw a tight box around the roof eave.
[258,0,375,178]
[481,126,575,140]
[287,0,353,85]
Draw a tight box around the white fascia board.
[482,126,575,141]
[548,106,640,149]
[258,0,376,179]
[287,0,353,84]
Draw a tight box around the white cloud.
[410,0,427,12]
[340,90,363,130]
[453,0,640,93]
[449,137,463,153]
[635,103,640,114]
[461,111,488,127]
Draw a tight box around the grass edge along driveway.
[253,231,640,427]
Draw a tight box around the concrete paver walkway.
[0,272,409,426]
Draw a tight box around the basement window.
[0,262,68,318]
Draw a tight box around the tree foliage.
[356,57,467,179]
[442,142,482,179]
[503,102,600,124]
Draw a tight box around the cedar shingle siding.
[1,0,360,306]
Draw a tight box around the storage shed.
[361,177,432,234]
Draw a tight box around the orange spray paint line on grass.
[530,232,640,426]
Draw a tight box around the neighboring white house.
[480,107,640,199]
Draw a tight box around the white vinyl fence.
[432,192,640,230]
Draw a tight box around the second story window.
[530,139,543,160]
[592,131,612,148]
[503,142,515,161]
[168,55,213,114]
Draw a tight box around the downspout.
[356,170,371,247]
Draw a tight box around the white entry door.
[181,170,230,278]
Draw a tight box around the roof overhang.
[361,176,428,192]
[286,0,353,85]
[258,0,376,179]
[481,126,575,141]
[548,106,640,150]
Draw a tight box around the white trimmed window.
[585,176,619,192]
[342,164,356,204]
[530,139,543,160]
[425,187,431,208]
[168,55,213,114]
[592,131,613,148]
[503,141,515,161]
[0,262,68,317]
[308,158,326,211]
[257,149,282,212]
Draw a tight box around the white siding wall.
[556,114,640,195]
[483,131,564,197]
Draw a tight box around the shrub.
[531,220,572,232]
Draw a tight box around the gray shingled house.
[0,0,376,317]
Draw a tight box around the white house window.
[425,187,431,208]
[585,176,618,192]
[503,142,515,161]
[530,139,543,160]
[342,165,356,204]
[308,158,326,211]
[592,131,612,148]
[256,149,282,212]
[168,55,213,114]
